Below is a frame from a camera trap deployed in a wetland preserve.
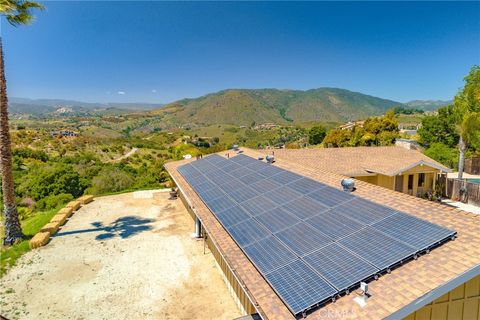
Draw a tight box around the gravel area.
[0,191,241,320]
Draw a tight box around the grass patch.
[1,207,59,277]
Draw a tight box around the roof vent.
[341,178,355,192]
[266,155,275,164]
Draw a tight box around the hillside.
[8,97,163,118]
[405,99,451,111]
[153,88,405,126]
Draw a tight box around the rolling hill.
[405,99,452,111]
[153,88,406,126]
[8,97,163,118]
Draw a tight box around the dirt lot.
[0,191,242,320]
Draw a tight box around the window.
[418,173,425,187]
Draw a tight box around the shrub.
[35,193,74,211]
[87,168,135,194]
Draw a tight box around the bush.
[17,163,87,200]
[35,193,74,211]
[308,126,327,145]
[87,168,135,194]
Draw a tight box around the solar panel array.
[178,154,456,316]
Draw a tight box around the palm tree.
[1,0,43,245]
[454,66,479,201]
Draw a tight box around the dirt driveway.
[0,191,242,320]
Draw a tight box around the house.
[270,146,451,197]
[164,148,479,320]
[49,130,79,137]
[339,120,365,130]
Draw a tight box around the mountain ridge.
[152,87,407,126]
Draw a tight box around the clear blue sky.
[1,1,479,103]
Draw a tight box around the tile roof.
[269,146,452,176]
[164,147,479,320]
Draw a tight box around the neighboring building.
[271,146,451,197]
[339,120,365,130]
[165,148,479,320]
[49,130,79,137]
[395,138,423,151]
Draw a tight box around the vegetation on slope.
[153,88,405,127]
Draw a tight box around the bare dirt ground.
[0,191,242,320]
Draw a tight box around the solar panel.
[243,160,269,172]
[372,213,456,251]
[306,211,363,240]
[259,164,284,177]
[216,206,251,228]
[263,186,302,205]
[250,179,282,192]
[275,223,332,257]
[204,154,228,164]
[304,243,379,292]
[265,260,337,315]
[307,187,354,207]
[195,187,225,202]
[330,198,397,225]
[177,154,457,316]
[237,172,266,185]
[338,227,415,270]
[282,197,329,220]
[228,167,256,178]
[286,177,326,194]
[221,162,243,173]
[177,164,202,178]
[194,180,216,191]
[227,218,270,247]
[270,171,304,185]
[243,236,297,274]
[255,207,300,233]
[220,180,246,195]
[182,174,206,186]
[226,185,258,203]
[204,196,237,213]
[230,154,259,165]
[241,195,278,216]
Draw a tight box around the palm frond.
[0,0,44,26]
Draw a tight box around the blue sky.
[1,1,479,103]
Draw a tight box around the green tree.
[308,126,327,145]
[418,105,459,148]
[323,129,352,147]
[424,143,459,169]
[1,0,44,245]
[454,66,480,180]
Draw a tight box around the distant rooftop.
[270,146,451,177]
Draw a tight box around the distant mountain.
[405,100,452,111]
[152,88,406,126]
[8,97,164,117]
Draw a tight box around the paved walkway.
[0,191,241,320]
[441,199,480,215]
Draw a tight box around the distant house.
[272,146,451,197]
[395,138,423,151]
[49,130,79,137]
[339,120,365,130]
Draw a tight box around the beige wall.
[355,165,440,198]
[404,275,480,320]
